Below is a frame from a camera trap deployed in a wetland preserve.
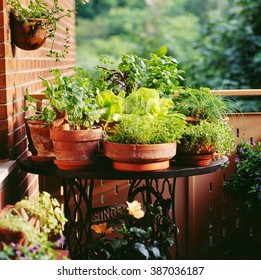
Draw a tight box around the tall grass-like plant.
[173,87,235,122]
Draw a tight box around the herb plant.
[40,68,102,130]
[178,121,235,155]
[105,87,187,144]
[172,87,232,122]
[96,46,184,95]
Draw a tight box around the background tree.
[186,0,261,90]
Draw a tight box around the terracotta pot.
[176,143,215,166]
[175,153,214,167]
[50,127,103,170]
[25,118,55,162]
[103,140,177,171]
[11,12,47,50]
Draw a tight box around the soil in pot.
[103,141,177,171]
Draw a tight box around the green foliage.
[14,191,67,235]
[76,0,202,74]
[173,87,233,121]
[96,46,184,95]
[40,68,102,130]
[179,121,235,154]
[224,139,261,216]
[0,192,67,260]
[96,90,125,123]
[105,87,187,144]
[186,0,261,92]
[23,90,56,124]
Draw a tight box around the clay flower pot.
[50,127,103,170]
[11,12,47,50]
[103,140,177,171]
[176,144,215,167]
[25,118,55,163]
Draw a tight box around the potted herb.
[172,87,234,123]
[103,87,187,171]
[41,68,103,170]
[96,45,184,95]
[176,121,235,166]
[7,0,88,61]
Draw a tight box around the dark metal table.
[19,156,229,259]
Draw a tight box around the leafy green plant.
[40,68,102,130]
[105,87,187,144]
[14,191,67,236]
[88,201,175,260]
[178,121,235,155]
[96,46,184,95]
[23,89,56,125]
[7,0,88,61]
[96,90,125,124]
[173,87,234,122]
[0,192,67,260]
[224,139,261,216]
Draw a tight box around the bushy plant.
[40,68,102,130]
[0,192,67,260]
[179,121,235,155]
[224,139,261,216]
[96,46,184,95]
[105,87,187,144]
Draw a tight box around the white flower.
[126,201,145,219]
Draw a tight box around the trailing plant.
[224,138,261,217]
[105,87,187,144]
[88,201,175,260]
[7,0,89,61]
[179,121,235,155]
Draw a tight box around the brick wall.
[0,0,77,208]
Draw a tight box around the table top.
[19,156,229,180]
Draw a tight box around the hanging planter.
[10,12,47,50]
